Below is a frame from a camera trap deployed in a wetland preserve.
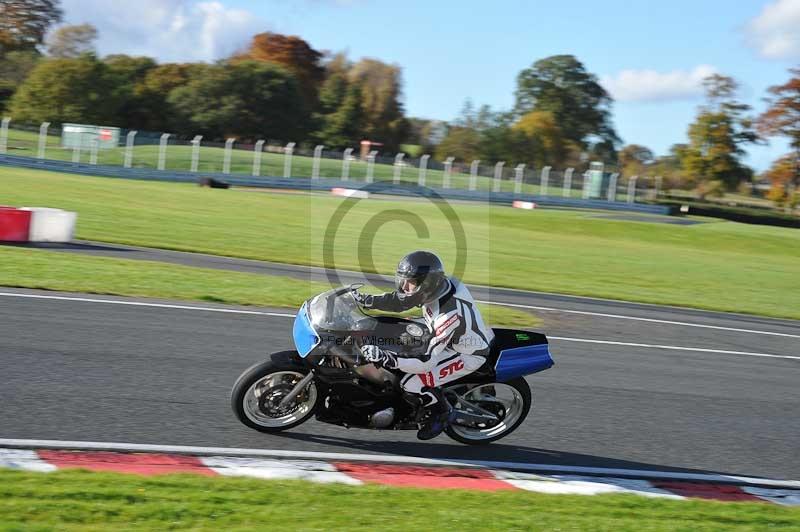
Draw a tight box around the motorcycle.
[231,285,554,444]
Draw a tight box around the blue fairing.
[494,344,554,382]
[292,303,319,358]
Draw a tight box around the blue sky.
[62,0,800,170]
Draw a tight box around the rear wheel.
[231,353,319,433]
[444,378,531,445]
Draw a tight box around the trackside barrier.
[0,205,76,242]
[331,187,369,199]
[0,154,672,215]
[0,206,32,241]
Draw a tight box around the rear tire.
[444,377,531,445]
[231,352,319,433]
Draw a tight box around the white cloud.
[59,0,266,62]
[746,0,800,60]
[600,65,718,103]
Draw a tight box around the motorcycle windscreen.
[494,344,554,382]
[293,303,320,358]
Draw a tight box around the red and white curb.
[1,442,798,505]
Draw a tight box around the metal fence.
[0,118,666,204]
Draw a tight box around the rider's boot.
[416,387,455,441]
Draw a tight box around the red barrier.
[0,206,31,242]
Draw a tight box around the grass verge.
[1,469,798,531]
[0,246,540,328]
[1,167,798,319]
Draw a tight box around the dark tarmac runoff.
[1,277,797,480]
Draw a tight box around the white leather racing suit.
[362,278,495,400]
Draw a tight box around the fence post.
[540,166,551,196]
[563,167,574,197]
[627,175,638,204]
[493,161,505,192]
[252,140,264,176]
[342,148,353,180]
[418,154,429,186]
[366,150,378,182]
[514,164,525,194]
[607,172,619,202]
[582,171,591,199]
[443,157,455,188]
[38,122,50,159]
[654,175,662,199]
[89,139,98,165]
[190,135,202,172]
[283,142,295,178]
[312,144,324,179]
[393,152,405,183]
[223,138,235,174]
[123,130,137,168]
[157,133,170,170]
[469,160,480,191]
[0,117,10,154]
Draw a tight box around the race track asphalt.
[1,279,798,480]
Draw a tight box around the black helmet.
[395,251,449,305]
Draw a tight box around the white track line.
[549,336,799,361]
[0,292,294,318]
[476,300,800,339]
[1,438,798,489]
[1,291,796,360]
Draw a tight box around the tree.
[8,54,118,124]
[618,144,655,177]
[101,54,157,127]
[233,32,324,108]
[45,23,96,57]
[758,67,800,195]
[434,126,482,162]
[347,58,408,151]
[512,110,571,167]
[514,55,619,155]
[135,63,195,131]
[168,60,306,141]
[0,49,40,111]
[0,0,62,54]
[762,154,798,207]
[681,74,758,190]
[316,81,365,148]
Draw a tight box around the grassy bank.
[1,469,797,531]
[0,246,539,328]
[3,128,571,194]
[1,167,798,318]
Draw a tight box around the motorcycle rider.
[353,251,494,440]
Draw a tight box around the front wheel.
[445,377,531,445]
[231,353,319,433]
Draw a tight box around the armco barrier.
[0,154,671,215]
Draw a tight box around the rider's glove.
[361,344,398,369]
[351,288,374,308]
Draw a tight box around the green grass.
[1,166,798,319]
[3,127,584,195]
[1,469,798,531]
[0,246,540,328]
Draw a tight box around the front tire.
[231,352,319,433]
[445,377,532,445]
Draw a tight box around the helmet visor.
[396,273,423,295]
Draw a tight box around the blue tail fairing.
[494,344,554,382]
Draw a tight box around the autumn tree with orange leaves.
[233,32,324,109]
[758,67,800,205]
